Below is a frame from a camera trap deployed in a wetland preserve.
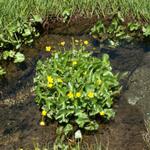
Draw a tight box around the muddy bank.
[0,34,149,149]
[83,95,145,150]
[42,15,98,35]
[0,92,146,150]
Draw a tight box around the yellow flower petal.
[47,76,53,83]
[100,111,105,116]
[72,61,77,65]
[42,110,47,116]
[87,91,94,98]
[47,83,53,88]
[40,121,45,126]
[84,40,89,45]
[67,91,74,99]
[60,41,65,46]
[46,46,52,52]
[76,92,81,98]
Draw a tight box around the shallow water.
[0,34,148,104]
[0,34,150,149]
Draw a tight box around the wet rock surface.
[124,51,150,116]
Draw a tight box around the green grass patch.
[0,0,150,51]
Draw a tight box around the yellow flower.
[60,41,65,46]
[87,91,94,98]
[84,40,89,45]
[42,110,47,116]
[72,61,77,65]
[47,76,53,83]
[100,111,105,116]
[67,91,74,99]
[47,83,53,88]
[40,121,45,126]
[97,79,102,85]
[76,92,81,98]
[57,78,63,83]
[46,46,52,52]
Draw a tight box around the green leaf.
[25,39,33,44]
[106,98,113,107]
[142,25,150,37]
[56,126,64,136]
[2,50,15,60]
[90,20,105,35]
[16,44,21,49]
[0,66,6,76]
[33,15,42,23]
[117,11,124,22]
[63,124,73,136]
[75,111,90,128]
[128,22,140,31]
[85,121,99,131]
[22,28,31,37]
[89,104,102,116]
[108,19,118,34]
[104,109,115,120]
[56,109,74,123]
[14,52,25,63]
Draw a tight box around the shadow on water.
[0,34,150,149]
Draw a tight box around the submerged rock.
[124,52,150,117]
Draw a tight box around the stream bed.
[0,34,150,150]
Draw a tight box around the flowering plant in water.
[34,47,121,140]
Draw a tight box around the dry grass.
[143,119,150,149]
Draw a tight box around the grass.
[0,0,149,50]
[0,0,150,30]
[143,119,150,149]
[31,137,105,150]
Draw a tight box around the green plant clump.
[0,66,6,76]
[34,47,121,130]
[90,12,150,47]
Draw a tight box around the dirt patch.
[83,95,146,150]
[0,93,146,150]
[0,99,56,150]
[40,14,149,36]
[42,15,98,35]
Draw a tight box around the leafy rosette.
[34,48,121,131]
